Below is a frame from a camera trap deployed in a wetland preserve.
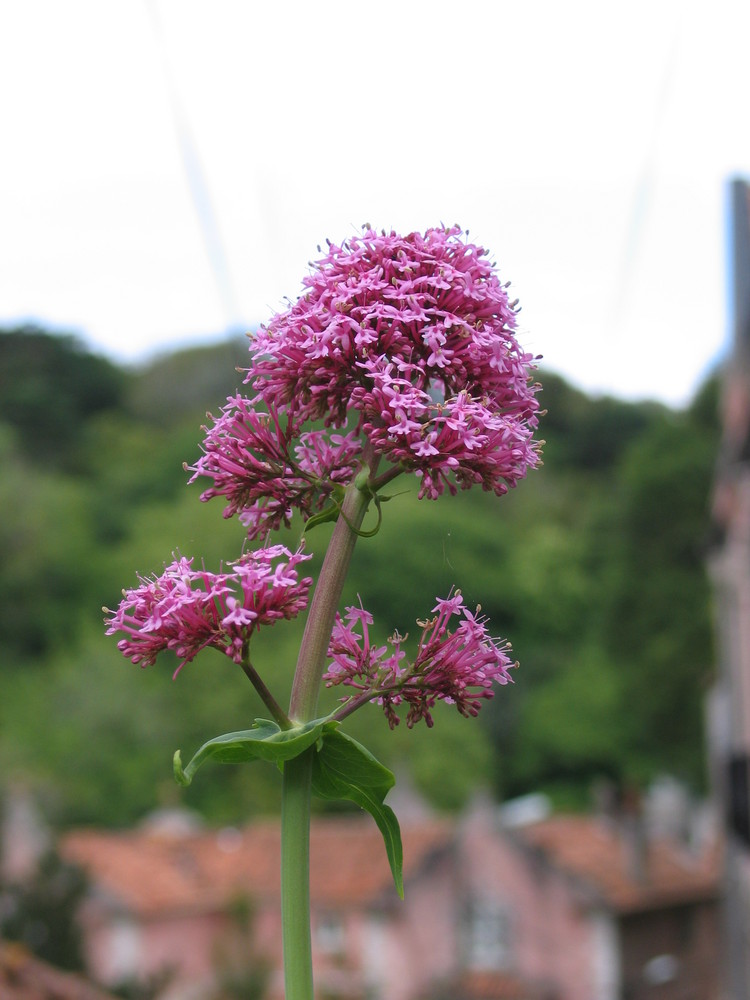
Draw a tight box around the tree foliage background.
[0,327,721,827]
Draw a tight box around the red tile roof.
[0,941,116,1000]
[438,969,549,1000]
[61,810,720,924]
[62,816,453,918]
[515,814,720,913]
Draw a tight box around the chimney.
[1,784,50,883]
[620,785,648,886]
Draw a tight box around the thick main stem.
[280,471,374,1000]
[290,476,373,722]
[281,751,314,1000]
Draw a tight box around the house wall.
[80,877,458,1000]
[590,909,620,1000]
[460,805,599,1000]
[284,852,459,1000]
[81,905,270,1000]
[366,851,458,1000]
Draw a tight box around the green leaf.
[311,730,404,898]
[302,501,341,534]
[174,717,335,786]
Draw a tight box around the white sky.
[1,0,748,407]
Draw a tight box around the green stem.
[281,751,314,1000]
[370,462,404,494]
[331,688,379,723]
[280,462,375,1000]
[290,466,375,722]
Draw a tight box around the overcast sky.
[2,0,749,406]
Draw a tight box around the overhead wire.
[608,3,687,334]
[145,0,244,333]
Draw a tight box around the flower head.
[189,226,541,529]
[105,545,312,677]
[249,226,538,428]
[324,591,515,728]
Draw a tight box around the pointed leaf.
[303,501,341,534]
[311,730,403,898]
[174,717,334,786]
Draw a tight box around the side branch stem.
[370,463,404,494]
[240,656,292,730]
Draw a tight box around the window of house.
[643,953,680,985]
[108,916,141,981]
[465,896,513,970]
[315,911,345,955]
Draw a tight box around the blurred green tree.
[597,389,719,786]
[0,849,88,971]
[0,326,127,471]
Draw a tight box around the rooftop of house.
[0,941,116,1000]
[62,813,454,918]
[442,968,551,1000]
[514,813,720,914]
[59,805,720,924]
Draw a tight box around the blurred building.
[59,799,720,1000]
[708,175,750,998]
[0,784,50,884]
[0,940,117,1000]
[457,800,719,1000]
[62,813,457,1000]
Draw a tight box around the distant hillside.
[126,337,251,425]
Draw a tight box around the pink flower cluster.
[189,395,362,539]
[251,227,536,426]
[189,226,541,533]
[105,545,312,676]
[324,592,515,728]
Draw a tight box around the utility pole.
[709,177,750,1000]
